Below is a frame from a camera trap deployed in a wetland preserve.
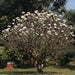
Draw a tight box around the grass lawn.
[0,46,75,75]
[0,63,75,75]
[0,46,5,53]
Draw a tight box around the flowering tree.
[2,10,74,72]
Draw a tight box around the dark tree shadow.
[54,65,75,70]
[0,70,63,75]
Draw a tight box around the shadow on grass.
[0,71,37,75]
[15,64,35,69]
[67,64,75,70]
[46,62,75,70]
[54,64,75,70]
[0,71,63,75]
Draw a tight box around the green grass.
[0,64,75,75]
[0,46,75,75]
[0,46,5,54]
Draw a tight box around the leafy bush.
[57,46,75,66]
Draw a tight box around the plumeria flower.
[54,26,57,29]
[55,32,58,35]
[22,11,25,14]
[59,15,62,18]
[34,10,38,14]
[7,25,11,28]
[12,22,15,25]
[54,14,57,17]
[12,19,15,22]
[54,23,57,26]
[40,34,44,36]
[5,28,10,32]
[65,37,68,40]
[20,24,23,27]
[22,27,27,30]
[70,25,73,29]
[47,14,51,16]
[61,30,64,33]
[48,24,51,26]
[27,12,31,15]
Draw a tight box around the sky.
[65,0,75,10]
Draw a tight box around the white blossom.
[43,24,45,26]
[40,34,44,36]
[22,26,27,30]
[34,10,38,14]
[36,33,39,35]
[14,26,18,28]
[47,14,51,16]
[15,32,17,34]
[50,13,54,16]
[27,12,31,15]
[59,15,62,18]
[70,25,73,29]
[47,30,51,34]
[57,18,61,21]
[65,37,68,40]
[12,22,15,25]
[17,23,20,26]
[20,24,23,27]
[5,28,10,32]
[19,33,22,36]
[61,30,64,32]
[54,26,57,29]
[48,24,51,26]
[54,23,57,26]
[64,34,67,36]
[12,19,15,22]
[52,29,55,32]
[48,10,51,13]
[19,29,22,32]
[4,34,8,37]
[55,32,58,35]
[63,19,67,23]
[30,28,34,31]
[2,30,5,33]
[25,31,29,34]
[7,25,11,28]
[54,14,57,17]
[22,11,25,14]
[16,17,19,20]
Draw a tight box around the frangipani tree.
[2,10,74,72]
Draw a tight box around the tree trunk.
[37,64,44,73]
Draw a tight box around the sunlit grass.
[0,46,75,75]
[0,63,75,75]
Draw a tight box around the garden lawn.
[0,46,5,53]
[0,64,75,75]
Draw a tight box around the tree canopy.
[2,10,74,65]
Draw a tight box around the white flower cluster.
[2,10,74,51]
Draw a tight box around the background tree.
[49,0,67,13]
[65,10,75,46]
[65,10,75,25]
